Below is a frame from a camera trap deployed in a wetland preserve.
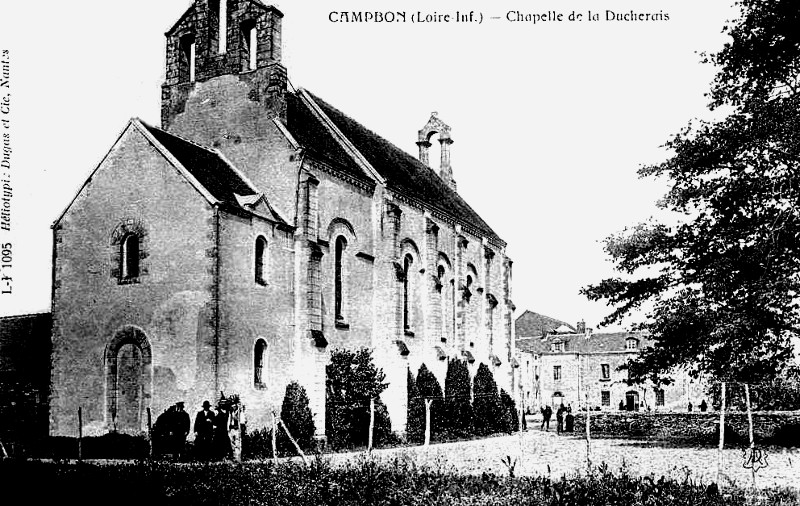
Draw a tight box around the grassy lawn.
[1,457,798,506]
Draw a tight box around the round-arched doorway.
[105,326,152,433]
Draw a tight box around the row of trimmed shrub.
[407,359,518,443]
[1,457,796,506]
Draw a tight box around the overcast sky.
[0,0,738,329]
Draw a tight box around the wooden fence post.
[147,407,153,459]
[271,410,278,465]
[368,398,375,453]
[717,382,726,486]
[584,392,591,470]
[424,399,433,447]
[78,407,83,462]
[278,417,308,465]
[744,383,756,489]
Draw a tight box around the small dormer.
[625,336,639,351]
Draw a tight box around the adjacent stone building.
[47,0,516,437]
[516,312,705,413]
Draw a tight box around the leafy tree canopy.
[582,0,800,383]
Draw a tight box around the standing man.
[556,404,565,434]
[173,402,191,459]
[194,401,215,460]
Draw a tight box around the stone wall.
[573,411,800,444]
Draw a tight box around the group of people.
[539,404,574,433]
[153,398,243,461]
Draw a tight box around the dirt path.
[329,429,799,490]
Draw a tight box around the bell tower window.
[179,34,196,82]
[241,20,258,71]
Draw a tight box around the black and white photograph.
[0,1,799,504]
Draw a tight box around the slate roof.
[516,331,651,355]
[0,313,51,385]
[284,93,369,183]
[515,310,576,338]
[142,122,258,207]
[299,90,502,243]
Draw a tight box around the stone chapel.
[48,0,516,437]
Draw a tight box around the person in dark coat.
[153,405,175,457]
[213,400,233,460]
[172,402,191,459]
[194,401,215,460]
[540,405,552,431]
[700,399,708,412]
[619,400,625,411]
[556,404,565,434]
[565,405,574,432]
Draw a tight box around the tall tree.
[582,1,800,383]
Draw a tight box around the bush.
[406,369,425,444]
[325,348,388,449]
[769,422,800,447]
[279,381,316,455]
[416,363,445,440]
[472,363,504,436]
[443,358,474,438]
[499,388,519,433]
[242,427,274,460]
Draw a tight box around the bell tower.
[417,112,456,191]
[161,0,287,132]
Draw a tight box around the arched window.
[334,236,347,322]
[121,234,140,280]
[254,339,267,388]
[255,236,268,285]
[403,254,413,332]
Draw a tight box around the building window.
[334,236,347,323]
[656,388,665,406]
[553,365,561,381]
[121,234,140,280]
[180,34,196,82]
[626,338,638,350]
[552,341,564,353]
[601,363,610,380]
[601,390,611,406]
[254,339,267,388]
[241,20,257,71]
[403,253,413,332]
[255,236,268,285]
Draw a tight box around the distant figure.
[556,404,565,434]
[619,400,625,411]
[540,405,552,431]
[700,400,708,412]
[194,401,215,460]
[688,402,693,412]
[565,408,574,432]
[172,402,191,459]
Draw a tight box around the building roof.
[297,90,502,244]
[284,93,370,184]
[0,313,51,386]
[516,331,651,356]
[142,122,258,208]
[515,310,576,338]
